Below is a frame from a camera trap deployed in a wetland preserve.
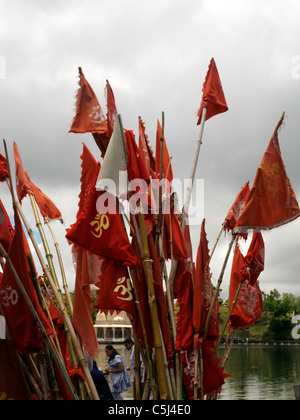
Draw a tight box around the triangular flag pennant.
[235,114,300,231]
[25,172,62,221]
[13,142,33,203]
[197,58,228,123]
[69,68,108,135]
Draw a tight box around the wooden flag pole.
[155,111,165,251]
[181,106,207,231]
[3,139,100,401]
[168,108,208,291]
[210,225,226,262]
[44,218,73,315]
[214,281,242,357]
[0,242,79,400]
[138,208,170,400]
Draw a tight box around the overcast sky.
[1,0,300,300]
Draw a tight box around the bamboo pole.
[3,139,99,400]
[0,241,79,400]
[214,281,242,357]
[155,111,165,251]
[210,225,225,262]
[28,194,61,293]
[181,106,207,232]
[138,209,170,400]
[45,218,73,315]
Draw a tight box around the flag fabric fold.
[155,120,173,184]
[25,172,62,221]
[197,58,228,123]
[105,79,118,138]
[13,142,33,203]
[0,200,14,253]
[0,211,53,353]
[234,115,300,231]
[193,219,219,350]
[71,245,101,358]
[223,181,250,232]
[0,154,9,182]
[94,259,137,321]
[69,69,108,135]
[66,180,137,268]
[229,243,263,329]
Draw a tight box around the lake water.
[218,345,300,400]
[96,344,300,400]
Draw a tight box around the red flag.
[164,207,189,261]
[175,270,194,353]
[235,115,300,231]
[125,129,150,186]
[155,120,173,184]
[13,142,33,203]
[0,340,33,400]
[77,143,100,216]
[223,181,250,231]
[105,80,118,137]
[193,219,218,350]
[138,116,155,174]
[0,154,8,182]
[69,69,110,157]
[94,259,137,321]
[229,244,263,329]
[66,181,137,268]
[0,211,53,353]
[25,172,62,221]
[241,231,265,285]
[71,245,101,358]
[0,200,14,253]
[197,58,228,123]
[69,69,108,135]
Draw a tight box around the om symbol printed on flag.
[90,214,109,238]
[95,260,137,321]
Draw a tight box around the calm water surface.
[218,345,300,400]
[96,344,300,400]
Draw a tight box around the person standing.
[104,345,130,400]
[90,360,114,400]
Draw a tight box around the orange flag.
[77,143,100,216]
[241,231,265,286]
[229,244,263,329]
[105,79,118,137]
[0,154,8,182]
[69,68,108,135]
[13,142,33,203]
[193,219,219,350]
[155,120,173,184]
[0,200,14,252]
[138,116,155,175]
[0,211,53,353]
[71,245,101,358]
[197,58,228,123]
[235,115,300,231]
[25,172,62,221]
[223,181,250,231]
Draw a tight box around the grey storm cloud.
[0,0,300,297]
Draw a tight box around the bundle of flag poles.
[0,58,299,400]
